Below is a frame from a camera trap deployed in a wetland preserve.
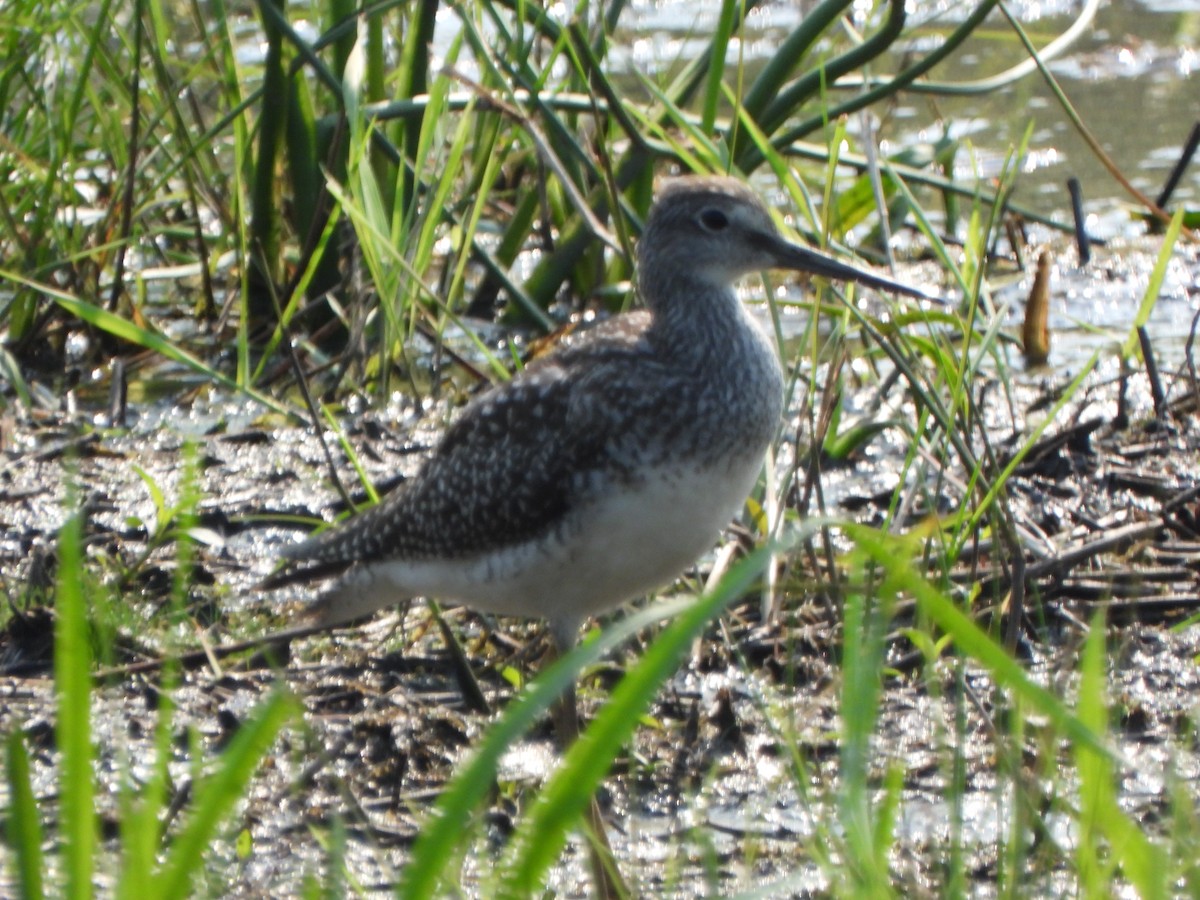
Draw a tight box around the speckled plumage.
[281,176,929,645]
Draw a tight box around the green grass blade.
[1076,612,1167,899]
[1075,611,1110,896]
[1122,208,1183,358]
[116,690,172,900]
[0,346,33,409]
[0,269,292,417]
[739,0,839,121]
[700,0,738,134]
[55,509,95,900]
[320,401,377,505]
[837,550,894,896]
[5,730,46,900]
[248,0,289,310]
[150,689,297,899]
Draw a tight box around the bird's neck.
[642,265,740,324]
[640,271,785,464]
[641,273,762,364]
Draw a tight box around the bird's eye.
[698,208,729,231]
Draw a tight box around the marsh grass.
[0,0,1193,895]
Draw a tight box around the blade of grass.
[837,559,894,896]
[150,689,297,899]
[1122,208,1184,358]
[115,686,172,900]
[55,508,95,900]
[4,730,45,900]
[1075,612,1168,899]
[318,401,377,506]
[0,347,33,409]
[248,0,289,319]
[700,0,738,135]
[0,270,292,417]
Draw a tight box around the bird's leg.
[549,620,627,900]
[552,677,582,745]
[549,617,585,746]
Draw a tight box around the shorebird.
[278,175,929,654]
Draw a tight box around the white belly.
[318,455,764,634]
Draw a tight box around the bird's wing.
[283,359,622,566]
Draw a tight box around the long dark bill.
[764,233,940,303]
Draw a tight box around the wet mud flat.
[2,353,1200,896]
